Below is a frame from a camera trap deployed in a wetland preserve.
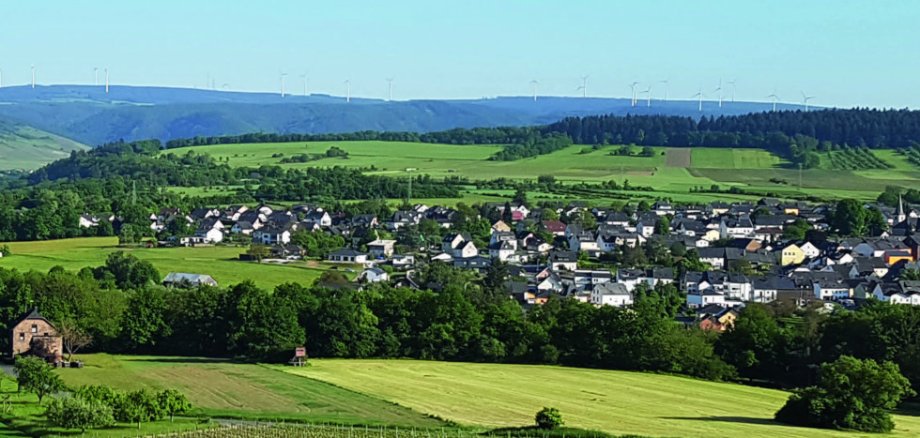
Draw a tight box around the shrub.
[46,395,115,432]
[535,407,564,430]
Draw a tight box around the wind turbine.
[280,72,287,97]
[728,79,737,103]
[691,88,704,112]
[658,79,670,102]
[801,91,815,111]
[104,68,109,94]
[629,82,640,106]
[386,77,394,101]
[530,80,538,102]
[345,79,351,103]
[31,65,35,89]
[713,78,723,108]
[641,85,652,107]
[93,67,99,86]
[301,74,308,96]
[578,75,589,98]
[766,91,780,112]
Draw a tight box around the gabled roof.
[11,308,54,330]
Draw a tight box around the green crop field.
[165,141,920,202]
[690,148,788,169]
[0,237,346,289]
[56,355,443,426]
[292,359,920,438]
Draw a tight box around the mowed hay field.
[57,355,444,426]
[167,141,920,201]
[0,237,339,289]
[292,359,920,438]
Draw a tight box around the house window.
[30,324,37,334]
[18,333,24,341]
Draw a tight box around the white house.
[253,225,293,245]
[359,267,390,283]
[590,283,633,307]
[813,281,851,300]
[194,227,224,244]
[686,289,727,309]
[328,248,368,264]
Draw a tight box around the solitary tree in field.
[247,244,271,262]
[535,407,564,430]
[775,355,914,432]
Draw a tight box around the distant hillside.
[0,85,797,145]
[0,119,89,170]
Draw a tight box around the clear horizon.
[2,0,918,108]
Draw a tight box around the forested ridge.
[161,108,920,166]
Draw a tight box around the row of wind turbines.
[276,72,397,103]
[0,66,113,93]
[0,66,818,110]
[565,76,817,111]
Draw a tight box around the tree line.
[6,254,920,396]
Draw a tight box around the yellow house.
[784,207,800,216]
[779,243,806,266]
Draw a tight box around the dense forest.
[3,256,920,397]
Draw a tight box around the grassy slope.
[167,141,920,201]
[0,121,88,170]
[56,355,443,427]
[292,359,920,438]
[0,237,346,289]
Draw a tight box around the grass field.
[57,355,444,427]
[0,237,345,289]
[0,123,89,171]
[292,359,920,438]
[165,141,920,202]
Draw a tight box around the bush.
[774,356,914,432]
[535,407,564,430]
[46,395,115,432]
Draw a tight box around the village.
[75,194,920,332]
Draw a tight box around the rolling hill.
[0,85,798,146]
[0,118,89,170]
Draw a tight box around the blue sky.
[1,0,918,107]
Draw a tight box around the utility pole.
[798,163,803,191]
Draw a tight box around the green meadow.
[56,355,443,426]
[294,359,920,438]
[165,141,916,202]
[0,237,346,289]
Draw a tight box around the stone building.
[10,309,62,363]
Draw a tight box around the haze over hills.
[0,85,802,146]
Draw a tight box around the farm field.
[55,355,443,427]
[0,122,89,171]
[293,359,920,438]
[0,237,344,289]
[166,141,920,202]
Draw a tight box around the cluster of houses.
[79,196,920,329]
